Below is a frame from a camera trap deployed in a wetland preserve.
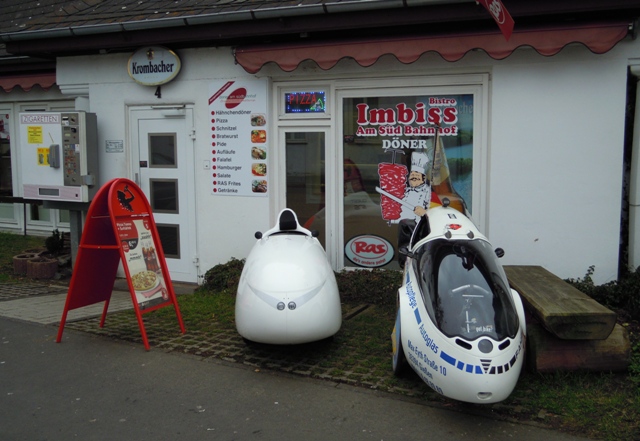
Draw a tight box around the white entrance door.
[130,107,198,283]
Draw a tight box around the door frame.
[128,104,199,283]
[275,125,337,267]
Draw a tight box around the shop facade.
[34,33,638,285]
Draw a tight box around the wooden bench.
[504,265,616,340]
[526,323,630,373]
[504,265,630,372]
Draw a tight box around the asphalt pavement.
[0,282,593,441]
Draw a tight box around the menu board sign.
[56,178,185,351]
[110,181,172,311]
[116,218,169,310]
[208,78,269,196]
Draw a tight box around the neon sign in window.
[284,91,326,113]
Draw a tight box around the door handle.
[134,173,140,185]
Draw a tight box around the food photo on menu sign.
[116,219,169,310]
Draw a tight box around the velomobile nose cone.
[247,238,330,294]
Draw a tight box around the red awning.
[234,22,630,74]
[0,72,56,92]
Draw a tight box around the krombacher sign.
[128,46,181,86]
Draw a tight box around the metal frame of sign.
[56,178,185,350]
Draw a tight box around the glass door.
[283,130,328,249]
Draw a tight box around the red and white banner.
[478,0,515,41]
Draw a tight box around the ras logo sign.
[345,235,394,268]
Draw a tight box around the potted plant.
[13,252,41,276]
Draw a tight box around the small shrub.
[202,257,245,291]
[567,265,640,320]
[565,265,597,296]
[335,268,402,308]
[44,229,64,256]
[201,258,403,308]
[630,341,640,386]
[614,267,640,319]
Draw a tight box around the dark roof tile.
[0,0,318,35]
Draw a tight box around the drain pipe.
[629,65,640,271]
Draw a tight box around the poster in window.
[337,94,474,269]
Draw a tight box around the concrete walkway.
[0,279,197,325]
[0,285,131,325]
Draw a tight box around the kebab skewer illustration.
[377,149,407,222]
[377,148,434,223]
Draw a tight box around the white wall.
[56,38,639,285]
[488,47,628,283]
[57,48,271,280]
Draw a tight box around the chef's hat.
[410,152,429,175]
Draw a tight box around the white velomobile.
[235,208,342,344]
[392,200,527,403]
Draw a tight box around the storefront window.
[0,113,11,197]
[59,209,70,223]
[342,93,474,269]
[29,204,51,222]
[0,112,15,221]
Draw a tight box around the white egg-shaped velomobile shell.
[236,208,342,344]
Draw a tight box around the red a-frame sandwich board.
[56,178,185,350]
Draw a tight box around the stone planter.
[23,247,46,255]
[26,257,59,280]
[13,253,40,276]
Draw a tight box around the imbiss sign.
[128,46,181,86]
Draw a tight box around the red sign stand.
[56,178,186,350]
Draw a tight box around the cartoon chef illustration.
[398,151,431,223]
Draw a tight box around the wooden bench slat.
[526,323,630,373]
[504,265,617,340]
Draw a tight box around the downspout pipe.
[628,64,640,271]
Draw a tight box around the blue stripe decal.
[414,308,422,325]
[440,351,456,366]
[440,352,483,375]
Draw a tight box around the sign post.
[56,178,186,350]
